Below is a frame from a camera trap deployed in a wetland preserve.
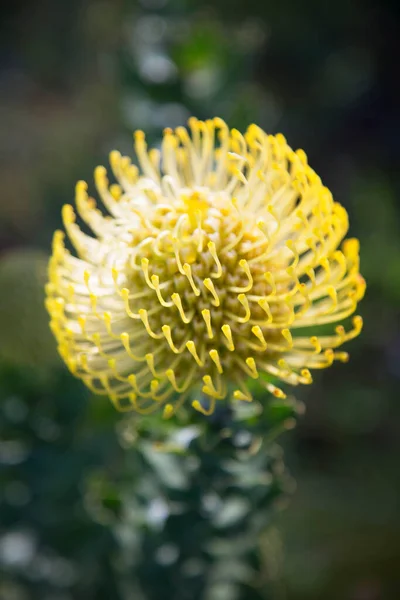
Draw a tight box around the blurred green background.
[1,0,399,599]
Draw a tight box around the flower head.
[46,118,365,417]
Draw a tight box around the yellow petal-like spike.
[202,309,213,339]
[245,357,259,379]
[233,389,252,402]
[237,293,251,323]
[186,340,204,366]
[171,293,192,323]
[251,326,267,350]
[192,397,216,416]
[139,309,163,339]
[183,263,200,296]
[163,404,175,419]
[207,241,223,278]
[162,325,185,353]
[209,349,223,374]
[221,324,235,351]
[203,278,220,306]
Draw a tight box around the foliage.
[0,361,300,599]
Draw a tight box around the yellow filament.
[120,332,146,361]
[232,373,254,402]
[202,309,213,339]
[89,294,98,315]
[62,203,75,226]
[151,274,174,307]
[264,271,276,295]
[233,389,252,402]
[202,374,223,399]
[78,316,86,334]
[139,309,163,339]
[171,293,192,323]
[209,349,223,374]
[141,258,155,290]
[258,298,273,323]
[128,373,159,398]
[192,397,216,416]
[245,357,259,379]
[162,325,185,353]
[285,240,299,269]
[207,241,223,278]
[229,259,253,292]
[251,326,267,350]
[264,382,286,399]
[145,353,161,378]
[277,359,292,378]
[183,263,200,296]
[310,336,322,353]
[110,394,136,413]
[166,367,194,393]
[300,369,313,384]
[237,293,251,323]
[221,324,235,351]
[121,288,141,319]
[203,278,220,306]
[281,329,293,349]
[186,340,204,366]
[327,285,338,312]
[83,270,92,292]
[163,404,175,419]
[306,267,316,288]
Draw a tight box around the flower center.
[122,189,281,398]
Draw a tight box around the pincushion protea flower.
[46,118,365,417]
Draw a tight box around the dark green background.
[1,1,399,598]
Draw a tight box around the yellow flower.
[46,118,365,417]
